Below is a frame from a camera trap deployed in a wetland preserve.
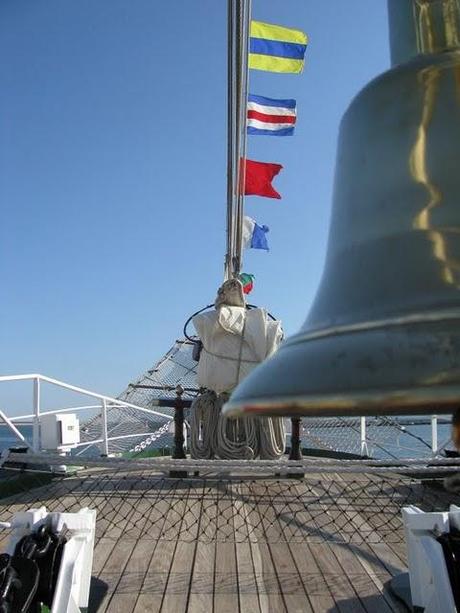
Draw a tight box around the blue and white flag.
[247,94,297,136]
[243,216,270,251]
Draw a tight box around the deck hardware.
[171,385,187,477]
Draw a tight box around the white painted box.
[40,413,80,450]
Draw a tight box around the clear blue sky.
[0,0,389,409]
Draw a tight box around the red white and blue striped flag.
[247,94,297,136]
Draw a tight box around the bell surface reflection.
[225,0,460,418]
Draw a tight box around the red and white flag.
[247,94,296,136]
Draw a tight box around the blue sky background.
[0,0,389,412]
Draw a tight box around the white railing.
[0,374,452,460]
[294,414,452,459]
[0,374,173,456]
[358,414,451,458]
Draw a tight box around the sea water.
[0,424,33,453]
[0,421,453,459]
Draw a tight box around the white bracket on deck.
[5,506,97,613]
[403,504,460,612]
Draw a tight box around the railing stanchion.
[170,385,186,478]
[33,377,41,452]
[101,399,109,457]
[360,416,369,457]
[287,417,303,479]
[431,414,438,455]
[289,418,302,461]
[172,385,186,460]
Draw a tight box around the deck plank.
[274,478,338,612]
[252,479,312,613]
[322,470,408,613]
[134,479,192,613]
[0,467,425,613]
[214,480,240,613]
[233,481,261,613]
[237,479,268,612]
[134,540,177,613]
[161,480,204,613]
[188,542,215,613]
[238,479,278,613]
[97,538,138,612]
[263,480,314,613]
[132,478,186,613]
[318,473,407,613]
[161,541,198,613]
[353,544,408,613]
[292,479,367,613]
[288,542,339,613]
[309,542,367,613]
[97,471,163,612]
[188,480,216,612]
[329,542,394,613]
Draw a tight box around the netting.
[2,454,460,547]
[119,340,199,404]
[78,340,200,456]
[301,415,452,459]
[72,337,453,460]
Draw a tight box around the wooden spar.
[225,0,235,281]
[225,0,252,281]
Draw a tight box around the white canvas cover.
[193,306,283,394]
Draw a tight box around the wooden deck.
[0,468,423,612]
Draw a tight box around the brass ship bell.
[225,0,460,418]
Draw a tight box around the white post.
[183,422,188,453]
[431,414,438,455]
[360,416,368,456]
[33,377,41,452]
[101,399,109,457]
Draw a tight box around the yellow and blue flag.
[249,21,308,74]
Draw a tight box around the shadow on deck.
[1,463,456,612]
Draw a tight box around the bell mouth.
[223,388,460,418]
[223,315,460,418]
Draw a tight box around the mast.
[225,0,235,281]
[225,0,252,281]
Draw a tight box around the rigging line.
[335,416,400,460]
[230,0,240,279]
[380,416,432,451]
[225,0,235,281]
[234,0,252,277]
[233,0,242,276]
[233,0,243,276]
[232,0,240,278]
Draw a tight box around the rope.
[188,281,285,460]
[190,390,285,460]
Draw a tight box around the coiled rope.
[190,390,285,460]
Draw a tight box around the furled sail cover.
[193,306,283,394]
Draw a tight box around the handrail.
[1,374,450,460]
[0,374,172,421]
[11,406,104,421]
[0,373,174,455]
[10,402,172,422]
